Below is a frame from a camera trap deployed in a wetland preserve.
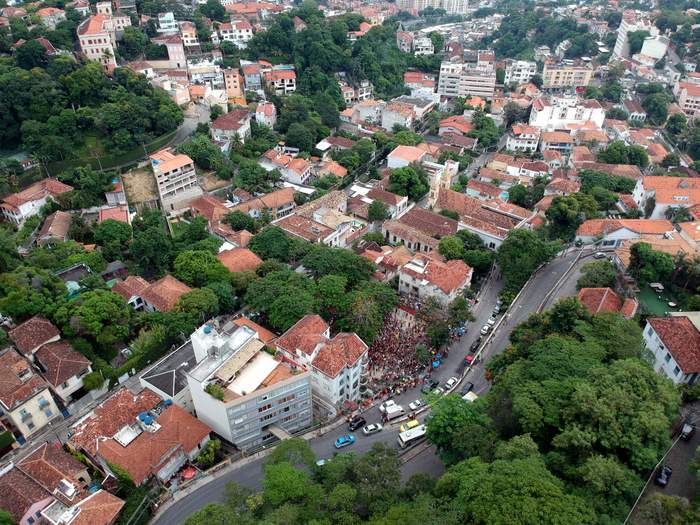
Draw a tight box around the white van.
[462,391,479,403]
[384,404,406,421]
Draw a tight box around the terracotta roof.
[402,253,473,294]
[367,187,404,207]
[312,333,367,378]
[387,145,426,163]
[577,287,623,315]
[274,214,333,242]
[679,221,700,241]
[96,404,210,485]
[383,220,440,249]
[319,160,348,178]
[111,275,150,302]
[648,316,700,373]
[98,205,129,224]
[231,187,296,216]
[576,219,673,237]
[233,317,277,344]
[38,211,71,241]
[211,108,251,131]
[190,194,229,223]
[397,207,458,238]
[17,443,87,506]
[0,349,50,411]
[324,136,356,149]
[0,467,50,522]
[546,178,581,194]
[511,124,540,137]
[34,341,91,388]
[150,148,194,174]
[69,388,162,456]
[264,69,296,81]
[216,248,262,273]
[535,195,555,212]
[576,162,642,179]
[77,13,107,36]
[642,176,700,205]
[541,131,573,143]
[140,275,192,312]
[9,316,60,355]
[1,179,72,212]
[467,179,503,198]
[620,298,638,318]
[70,489,125,525]
[275,314,329,356]
[256,102,276,116]
[618,194,638,210]
[439,115,473,135]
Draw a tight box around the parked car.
[496,298,503,307]
[464,355,475,365]
[593,251,606,259]
[480,325,491,335]
[432,386,445,396]
[362,423,383,435]
[408,399,423,411]
[445,376,459,390]
[493,305,501,315]
[379,400,396,413]
[316,459,328,467]
[348,416,366,431]
[421,379,439,394]
[399,419,420,433]
[461,382,474,395]
[655,465,673,487]
[681,422,696,441]
[469,339,481,353]
[334,434,356,449]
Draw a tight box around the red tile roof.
[402,254,473,294]
[140,275,192,312]
[17,443,87,505]
[9,316,60,355]
[211,108,251,131]
[69,388,162,456]
[96,404,210,485]
[576,219,673,237]
[111,275,150,302]
[233,317,277,344]
[0,467,51,522]
[649,316,700,373]
[397,207,458,238]
[577,287,622,315]
[216,248,262,273]
[98,205,129,224]
[70,489,125,525]
[34,341,91,388]
[0,349,51,411]
[312,333,367,378]
[0,179,72,212]
[38,210,71,241]
[275,314,329,356]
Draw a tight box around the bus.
[397,424,427,449]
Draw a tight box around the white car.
[487,317,497,327]
[480,325,491,335]
[379,400,396,413]
[445,377,459,389]
[362,423,383,435]
[408,399,423,411]
[432,386,445,396]
[593,251,606,259]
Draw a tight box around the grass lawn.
[637,284,680,316]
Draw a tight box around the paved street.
[173,102,210,146]
[153,251,589,524]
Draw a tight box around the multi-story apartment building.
[218,18,253,48]
[275,315,369,414]
[644,315,700,385]
[541,60,593,89]
[613,9,658,58]
[503,60,538,85]
[150,148,203,211]
[437,59,497,99]
[157,11,177,33]
[674,81,700,118]
[180,21,199,48]
[413,35,434,55]
[223,67,245,100]
[398,253,473,306]
[0,348,61,445]
[210,107,252,146]
[188,57,224,89]
[186,320,313,448]
[529,95,605,130]
[264,67,296,95]
[395,0,469,15]
[77,14,117,69]
[506,124,541,152]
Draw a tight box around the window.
[646,326,653,336]
[28,422,35,430]
[674,366,681,376]
[258,403,272,413]
[665,352,672,363]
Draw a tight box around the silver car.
[362,423,383,435]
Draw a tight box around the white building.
[264,68,296,96]
[503,60,537,85]
[529,95,605,131]
[256,102,277,127]
[218,18,253,48]
[437,58,497,99]
[150,148,203,211]
[210,107,252,147]
[398,253,473,306]
[633,176,700,219]
[644,316,700,385]
[0,178,72,225]
[506,124,541,152]
[77,14,121,70]
[413,35,434,55]
[613,9,658,58]
[639,35,669,60]
[186,320,313,448]
[275,315,368,414]
[157,11,178,33]
[395,0,469,14]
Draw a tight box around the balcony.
[20,412,33,422]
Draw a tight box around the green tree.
[302,245,375,287]
[15,40,47,69]
[285,122,315,152]
[223,211,258,233]
[93,219,132,261]
[388,166,429,200]
[173,250,231,287]
[629,242,674,283]
[438,235,465,260]
[497,229,559,292]
[367,200,389,222]
[196,439,221,468]
[200,0,226,21]
[642,92,671,125]
[266,438,316,469]
[628,30,650,54]
[175,288,220,319]
[576,260,617,289]
[55,289,130,348]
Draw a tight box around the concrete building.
[437,58,497,100]
[0,178,72,225]
[0,349,61,445]
[256,102,277,127]
[413,35,434,55]
[575,218,674,246]
[541,61,593,89]
[150,148,203,211]
[36,7,65,29]
[210,107,252,147]
[529,95,605,130]
[381,102,415,131]
[613,9,658,58]
[674,81,700,118]
[259,149,312,185]
[639,35,669,60]
[264,68,296,96]
[644,316,700,385]
[506,124,541,152]
[398,252,472,306]
[218,18,253,48]
[275,315,368,414]
[395,0,469,15]
[186,320,313,448]
[77,14,118,70]
[223,67,245,101]
[633,176,700,219]
[503,60,537,85]
[157,11,177,32]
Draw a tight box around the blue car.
[334,434,356,449]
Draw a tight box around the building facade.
[437,59,497,99]
[150,148,203,211]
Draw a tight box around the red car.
[464,355,475,365]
